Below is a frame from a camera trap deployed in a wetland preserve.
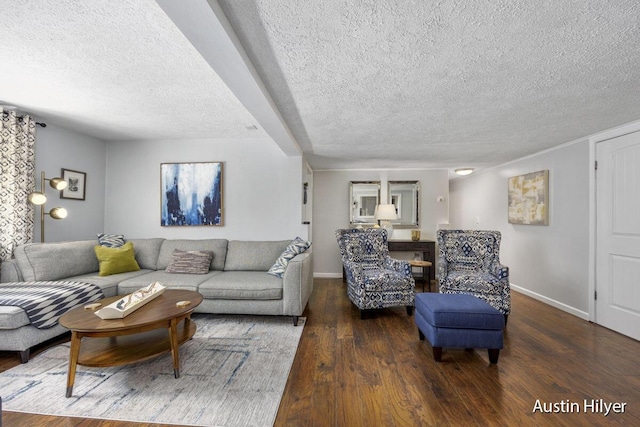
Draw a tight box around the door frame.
[590,120,640,323]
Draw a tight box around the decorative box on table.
[95,282,166,319]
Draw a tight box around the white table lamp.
[375,204,398,237]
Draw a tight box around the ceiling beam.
[155,0,301,156]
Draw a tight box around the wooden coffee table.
[59,289,203,397]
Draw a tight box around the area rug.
[0,314,305,427]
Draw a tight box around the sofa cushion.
[126,238,165,270]
[268,237,312,278]
[157,239,228,271]
[198,271,283,300]
[117,270,221,294]
[166,249,214,274]
[13,240,99,281]
[94,242,141,276]
[224,240,290,271]
[68,269,154,298]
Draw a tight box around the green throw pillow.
[94,241,140,276]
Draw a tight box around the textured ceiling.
[219,0,640,170]
[0,0,267,140]
[2,0,640,172]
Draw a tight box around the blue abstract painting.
[161,162,223,226]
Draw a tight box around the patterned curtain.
[0,109,36,267]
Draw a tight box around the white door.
[596,131,640,341]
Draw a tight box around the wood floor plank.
[2,278,639,426]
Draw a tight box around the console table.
[388,240,436,282]
[342,239,436,282]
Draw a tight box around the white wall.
[449,140,591,317]
[34,123,107,242]
[105,138,308,241]
[313,169,449,277]
[301,161,313,239]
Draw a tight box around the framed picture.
[508,170,549,225]
[60,169,86,201]
[161,162,223,226]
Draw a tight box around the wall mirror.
[388,181,419,228]
[349,181,381,226]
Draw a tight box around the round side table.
[408,260,433,292]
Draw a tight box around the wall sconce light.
[28,171,68,242]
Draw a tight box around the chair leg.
[418,330,425,340]
[488,349,500,364]
[504,314,508,326]
[432,347,443,362]
[406,306,413,316]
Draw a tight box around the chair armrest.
[437,256,448,283]
[384,258,412,277]
[492,263,509,280]
[342,259,364,284]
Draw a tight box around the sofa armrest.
[282,251,314,317]
[0,259,23,283]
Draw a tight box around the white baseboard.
[314,272,343,279]
[309,277,590,321]
[511,284,589,320]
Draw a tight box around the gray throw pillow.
[165,249,214,274]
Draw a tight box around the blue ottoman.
[415,293,505,363]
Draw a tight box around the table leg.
[185,315,192,336]
[169,318,180,378]
[66,331,81,397]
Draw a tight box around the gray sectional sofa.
[0,238,313,362]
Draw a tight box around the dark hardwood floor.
[1,278,639,426]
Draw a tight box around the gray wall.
[313,169,449,277]
[104,137,308,241]
[34,123,107,242]
[449,140,591,317]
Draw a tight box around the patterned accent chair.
[335,228,415,318]
[437,229,511,321]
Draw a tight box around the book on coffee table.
[95,282,166,319]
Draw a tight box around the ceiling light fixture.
[454,168,474,176]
